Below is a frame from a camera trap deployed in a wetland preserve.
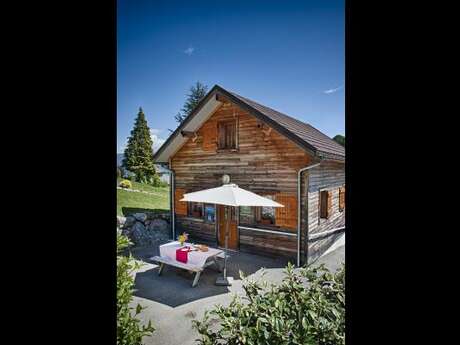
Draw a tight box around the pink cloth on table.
[159,241,222,268]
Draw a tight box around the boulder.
[146,212,157,221]
[133,213,147,223]
[124,216,136,228]
[130,222,149,247]
[122,216,171,247]
[148,218,168,232]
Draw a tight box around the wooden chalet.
[154,85,345,265]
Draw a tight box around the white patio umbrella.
[181,177,284,286]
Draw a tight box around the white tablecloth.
[159,241,223,268]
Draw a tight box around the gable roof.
[154,85,345,163]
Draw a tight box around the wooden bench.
[150,254,224,287]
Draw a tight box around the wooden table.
[150,242,224,287]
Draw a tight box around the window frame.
[339,186,345,212]
[217,119,238,151]
[204,203,216,223]
[186,202,216,223]
[239,195,277,228]
[188,202,204,219]
[319,190,329,219]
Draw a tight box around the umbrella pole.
[223,206,228,279]
[216,205,232,286]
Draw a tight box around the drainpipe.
[297,162,320,267]
[170,169,175,240]
[163,161,175,240]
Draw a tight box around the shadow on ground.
[131,245,290,307]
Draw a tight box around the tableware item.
[176,247,189,263]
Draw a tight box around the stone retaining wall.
[117,212,171,247]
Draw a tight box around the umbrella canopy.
[180,183,284,207]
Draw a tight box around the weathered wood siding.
[239,228,297,261]
[172,100,313,257]
[175,217,216,244]
[303,161,345,263]
[172,101,312,192]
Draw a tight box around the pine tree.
[175,81,208,123]
[122,107,158,183]
[332,134,345,147]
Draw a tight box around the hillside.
[117,178,170,216]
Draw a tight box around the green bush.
[117,232,154,345]
[151,174,162,187]
[193,263,345,345]
[119,179,132,189]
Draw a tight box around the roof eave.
[153,85,222,163]
[316,151,346,162]
[154,84,344,163]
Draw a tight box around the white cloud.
[323,85,343,94]
[150,128,162,135]
[150,130,166,152]
[184,46,195,55]
[119,130,166,153]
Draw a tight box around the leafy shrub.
[151,174,162,187]
[119,179,132,189]
[117,232,154,345]
[193,262,345,345]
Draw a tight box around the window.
[188,202,203,218]
[218,120,237,150]
[320,190,330,219]
[256,206,275,225]
[239,206,254,224]
[339,187,345,212]
[204,204,216,222]
[187,202,216,222]
[239,195,277,226]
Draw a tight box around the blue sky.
[117,0,344,153]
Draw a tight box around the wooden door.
[217,205,238,250]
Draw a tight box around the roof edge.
[154,84,343,162]
[213,86,318,157]
[153,85,221,162]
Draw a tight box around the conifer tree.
[175,81,208,123]
[332,134,345,147]
[122,107,157,183]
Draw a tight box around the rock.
[123,215,171,247]
[146,212,157,221]
[130,222,149,246]
[133,213,147,223]
[148,219,168,233]
[124,216,136,228]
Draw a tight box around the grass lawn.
[117,178,169,216]
[117,178,168,194]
